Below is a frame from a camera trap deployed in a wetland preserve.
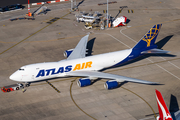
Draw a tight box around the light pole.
[106,0,108,28]
[74,0,76,6]
[71,0,73,11]
[28,0,32,16]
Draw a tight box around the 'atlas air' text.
[36,61,92,78]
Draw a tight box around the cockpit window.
[19,68,24,71]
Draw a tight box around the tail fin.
[133,24,162,50]
[155,89,173,120]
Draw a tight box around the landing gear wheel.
[7,89,10,92]
[16,87,19,90]
[25,84,30,87]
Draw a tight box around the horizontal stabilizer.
[141,48,170,54]
[66,71,158,84]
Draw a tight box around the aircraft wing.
[67,35,89,60]
[141,48,170,54]
[66,71,158,84]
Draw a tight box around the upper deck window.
[19,68,24,71]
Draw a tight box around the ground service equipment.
[1,83,24,92]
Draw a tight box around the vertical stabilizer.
[133,24,162,50]
[155,89,173,120]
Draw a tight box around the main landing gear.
[25,83,30,87]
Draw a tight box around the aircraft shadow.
[86,37,96,56]
[91,78,101,85]
[156,35,173,49]
[26,76,76,86]
[46,9,51,12]
[91,79,128,89]
[126,19,130,24]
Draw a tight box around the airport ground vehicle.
[75,11,127,29]
[1,83,24,92]
[0,4,23,13]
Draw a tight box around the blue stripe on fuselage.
[112,49,141,67]
[113,45,157,67]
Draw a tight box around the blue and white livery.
[10,24,169,89]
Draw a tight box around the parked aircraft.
[10,24,169,89]
[155,89,180,120]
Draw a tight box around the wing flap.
[66,71,158,84]
[67,35,89,60]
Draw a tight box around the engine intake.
[104,81,118,90]
[64,49,74,58]
[77,78,91,87]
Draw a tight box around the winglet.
[155,89,173,120]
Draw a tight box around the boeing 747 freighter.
[10,24,169,89]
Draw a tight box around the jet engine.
[64,49,89,58]
[77,78,91,87]
[104,81,118,90]
[64,49,74,58]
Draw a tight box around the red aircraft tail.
[155,89,173,120]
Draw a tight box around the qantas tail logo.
[155,90,173,120]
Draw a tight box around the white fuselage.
[10,49,132,82]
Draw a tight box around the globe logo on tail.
[142,24,161,47]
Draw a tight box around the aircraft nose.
[9,72,21,81]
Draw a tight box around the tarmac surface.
[0,0,180,120]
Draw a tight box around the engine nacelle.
[64,49,89,58]
[104,81,118,90]
[77,78,91,87]
[64,49,74,58]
